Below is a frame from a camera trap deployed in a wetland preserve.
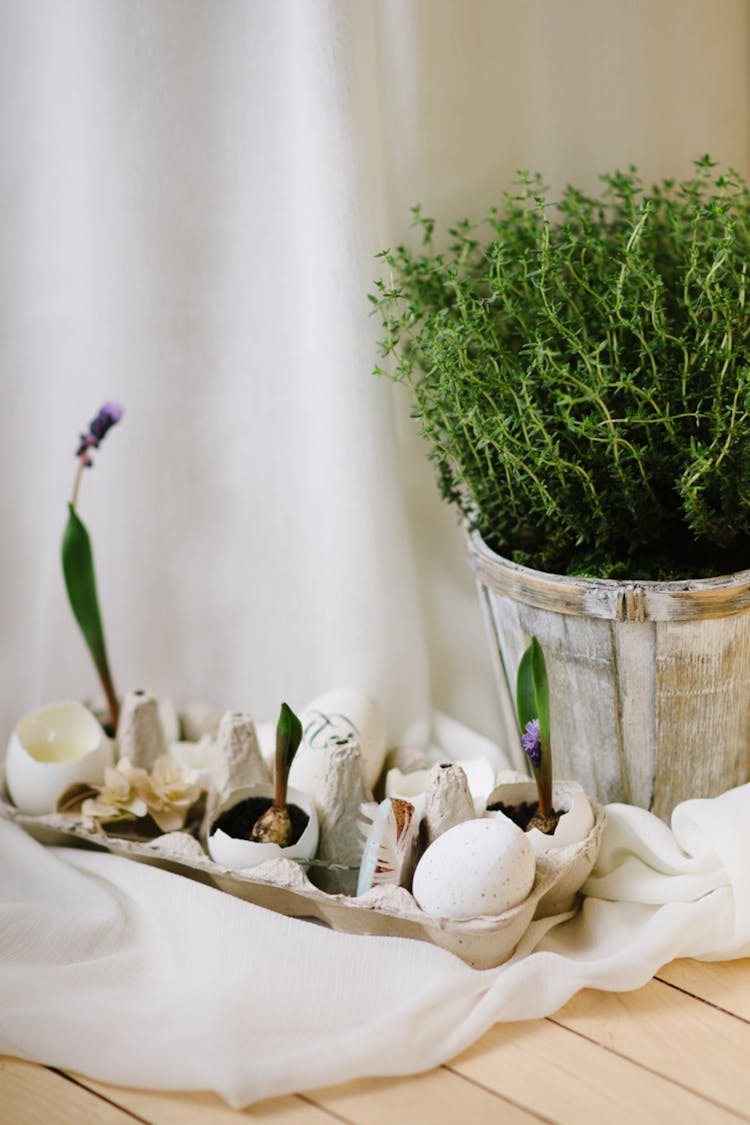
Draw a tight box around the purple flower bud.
[75,402,124,461]
[89,401,124,443]
[522,718,542,768]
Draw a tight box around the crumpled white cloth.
[1,785,750,1108]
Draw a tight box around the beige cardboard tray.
[0,791,605,969]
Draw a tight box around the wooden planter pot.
[467,529,750,820]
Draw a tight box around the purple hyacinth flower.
[76,401,124,460]
[522,718,542,768]
[89,401,123,442]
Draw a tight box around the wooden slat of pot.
[467,531,750,623]
[652,614,750,818]
[467,530,750,814]
[479,581,750,813]
[611,617,656,808]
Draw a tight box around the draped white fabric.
[2,0,750,1104]
[2,786,750,1106]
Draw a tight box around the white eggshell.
[386,756,496,818]
[255,720,275,770]
[5,701,113,815]
[384,768,429,822]
[169,735,216,789]
[178,702,222,742]
[486,775,595,856]
[290,689,386,791]
[538,793,594,852]
[412,816,535,920]
[208,784,319,870]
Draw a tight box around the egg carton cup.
[0,785,605,969]
[486,771,605,919]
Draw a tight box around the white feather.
[356,797,415,895]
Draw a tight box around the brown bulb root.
[526,810,560,835]
[250,805,292,846]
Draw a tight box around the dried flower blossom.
[76,401,124,464]
[81,759,149,825]
[522,718,542,768]
[142,755,202,833]
[80,755,202,833]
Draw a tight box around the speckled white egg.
[412,816,535,919]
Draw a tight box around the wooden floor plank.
[551,979,750,1118]
[657,957,750,1020]
[449,1015,739,1125]
[304,1067,544,1125]
[68,1065,542,1125]
[67,1073,338,1123]
[5,957,750,1125]
[0,1058,140,1125]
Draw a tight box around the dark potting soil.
[214,796,309,845]
[486,799,561,834]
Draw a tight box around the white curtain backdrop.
[2,0,749,748]
[1,0,430,746]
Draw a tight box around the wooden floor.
[2,956,749,1124]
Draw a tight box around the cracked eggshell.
[178,702,222,742]
[256,720,275,768]
[412,816,535,920]
[170,735,216,789]
[384,768,428,820]
[290,689,386,791]
[5,701,113,815]
[386,756,496,819]
[486,774,595,856]
[207,783,318,870]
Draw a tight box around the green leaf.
[516,643,536,733]
[61,503,108,670]
[61,503,119,730]
[530,637,551,747]
[275,702,303,807]
[277,702,303,765]
[516,637,553,813]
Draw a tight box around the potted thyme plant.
[372,158,750,818]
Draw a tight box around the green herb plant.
[372,157,750,579]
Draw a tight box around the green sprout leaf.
[516,637,553,815]
[530,637,551,750]
[275,702,303,808]
[61,503,119,731]
[516,642,537,736]
[62,505,105,663]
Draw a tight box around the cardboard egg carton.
[1,692,605,969]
